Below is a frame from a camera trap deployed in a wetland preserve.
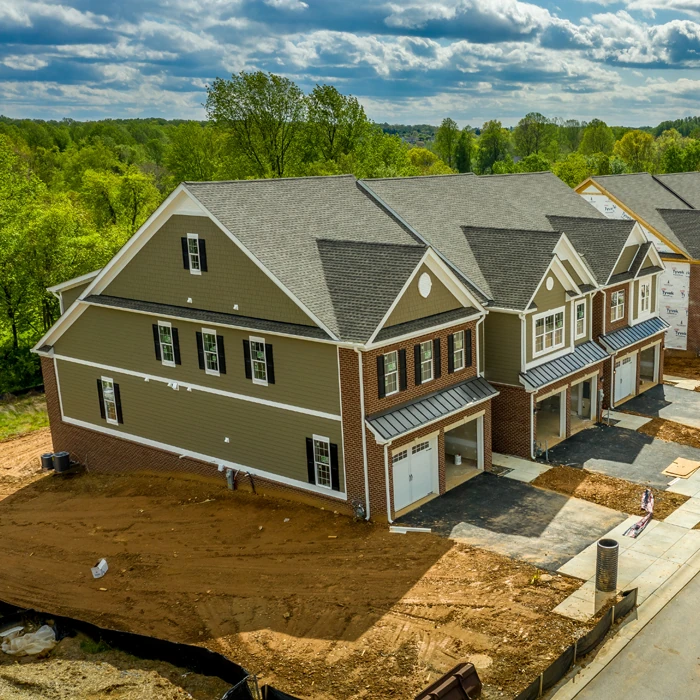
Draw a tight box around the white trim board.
[47,269,102,294]
[51,354,342,422]
[60,415,347,501]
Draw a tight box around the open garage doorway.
[536,390,565,452]
[444,415,484,491]
[570,377,596,435]
[640,344,659,393]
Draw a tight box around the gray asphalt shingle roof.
[591,174,692,257]
[655,172,700,209]
[520,341,609,391]
[546,216,636,284]
[364,172,604,308]
[367,376,498,441]
[461,226,562,310]
[657,209,700,260]
[183,176,426,342]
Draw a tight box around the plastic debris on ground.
[91,558,109,579]
[624,488,655,538]
[1,625,56,656]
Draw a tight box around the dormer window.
[181,234,208,275]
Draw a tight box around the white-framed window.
[101,376,119,426]
[393,449,408,463]
[202,328,219,375]
[187,233,201,275]
[452,330,465,371]
[250,336,268,386]
[412,441,430,455]
[384,350,399,396]
[611,290,625,322]
[312,435,332,489]
[158,321,176,367]
[640,281,651,314]
[575,301,586,339]
[419,340,433,383]
[534,307,565,356]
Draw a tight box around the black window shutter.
[434,338,441,379]
[181,237,190,270]
[97,379,106,419]
[243,340,252,379]
[199,239,208,272]
[265,344,275,384]
[152,324,162,361]
[466,329,473,367]
[377,354,386,399]
[447,334,455,373]
[398,349,407,391]
[414,344,422,385]
[306,438,316,484]
[172,327,181,365]
[330,443,340,491]
[196,332,205,370]
[114,383,124,424]
[216,335,226,374]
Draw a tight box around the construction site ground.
[665,355,700,382]
[0,430,600,700]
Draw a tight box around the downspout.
[476,316,485,377]
[354,349,371,521]
[530,392,536,460]
[519,313,527,372]
[384,443,393,524]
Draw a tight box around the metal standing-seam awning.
[519,340,609,392]
[599,316,670,353]
[366,376,498,443]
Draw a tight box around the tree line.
[1,71,699,392]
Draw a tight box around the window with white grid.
[575,301,586,339]
[534,308,565,355]
[640,282,651,314]
[412,441,430,455]
[452,330,465,371]
[611,290,625,322]
[313,436,331,489]
[187,233,201,275]
[250,338,267,385]
[158,322,175,366]
[202,329,219,375]
[384,350,399,395]
[419,341,433,383]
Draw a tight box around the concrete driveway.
[396,472,626,571]
[545,424,700,489]
[621,384,700,429]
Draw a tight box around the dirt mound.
[0,428,52,500]
[0,453,596,700]
[533,465,688,520]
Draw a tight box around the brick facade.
[362,320,478,416]
[41,357,355,515]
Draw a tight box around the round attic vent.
[418,272,432,298]
[546,276,554,291]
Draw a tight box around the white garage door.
[615,355,636,404]
[392,439,437,512]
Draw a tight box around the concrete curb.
[548,559,700,699]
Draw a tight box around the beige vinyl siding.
[640,251,656,272]
[53,305,340,415]
[561,259,583,286]
[384,263,462,328]
[612,246,638,276]
[574,296,592,346]
[652,275,657,313]
[61,282,92,311]
[526,273,571,363]
[56,359,344,489]
[483,312,521,385]
[103,215,314,326]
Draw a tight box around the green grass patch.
[0,394,49,442]
[79,638,111,654]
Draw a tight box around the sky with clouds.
[2,0,700,126]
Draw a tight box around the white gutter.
[530,393,536,459]
[354,348,371,521]
[476,316,485,377]
[519,313,527,373]
[384,443,393,524]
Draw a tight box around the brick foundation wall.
[366,400,493,520]
[362,320,478,416]
[40,357,355,515]
[689,265,700,356]
[491,384,532,459]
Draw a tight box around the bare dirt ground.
[665,355,700,382]
[638,416,700,451]
[532,465,688,520]
[0,427,52,500]
[0,434,600,700]
[0,632,231,699]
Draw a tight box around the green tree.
[556,118,584,154]
[579,119,615,156]
[205,71,307,178]
[515,153,551,172]
[683,140,700,171]
[406,148,453,175]
[307,84,370,163]
[164,122,223,182]
[613,130,655,172]
[476,120,511,174]
[513,113,554,157]
[552,152,592,188]
[454,128,474,173]
[434,118,460,168]
[587,153,612,176]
